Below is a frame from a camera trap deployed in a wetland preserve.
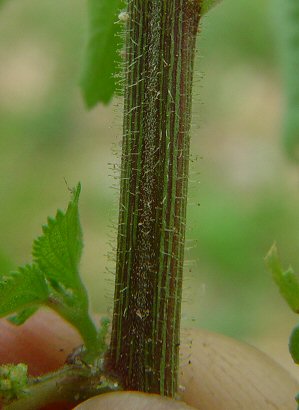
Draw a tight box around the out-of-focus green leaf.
[265,243,299,313]
[81,0,125,108]
[275,0,299,162]
[289,325,299,364]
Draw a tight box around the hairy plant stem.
[106,0,201,396]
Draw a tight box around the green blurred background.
[0,0,298,378]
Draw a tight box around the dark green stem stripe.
[106,0,201,397]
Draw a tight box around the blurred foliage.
[199,0,275,64]
[80,0,125,107]
[0,0,298,353]
[273,0,299,162]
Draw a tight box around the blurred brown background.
[0,0,298,380]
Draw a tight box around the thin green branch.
[46,295,100,363]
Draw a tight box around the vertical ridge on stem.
[106,0,201,397]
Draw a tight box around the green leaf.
[265,244,299,313]
[0,184,98,359]
[201,0,223,15]
[0,265,49,320]
[80,0,125,108]
[32,184,98,357]
[33,183,83,292]
[289,324,299,364]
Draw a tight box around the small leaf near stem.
[0,184,100,362]
[33,184,99,358]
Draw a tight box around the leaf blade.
[32,183,83,291]
[80,0,125,107]
[0,265,49,320]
